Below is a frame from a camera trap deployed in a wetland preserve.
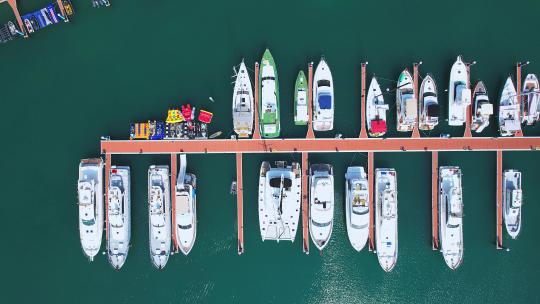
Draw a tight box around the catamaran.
[503,170,522,239]
[107,166,131,270]
[418,74,439,130]
[366,77,388,137]
[471,81,493,133]
[258,161,302,242]
[448,56,471,126]
[148,165,171,269]
[375,168,398,272]
[309,164,334,250]
[521,74,539,125]
[78,158,104,261]
[439,166,463,270]
[175,154,197,255]
[232,60,254,138]
[259,49,280,138]
[396,69,417,132]
[312,58,334,131]
[499,76,521,136]
[294,70,308,125]
[345,166,369,252]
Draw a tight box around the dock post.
[301,152,310,254]
[306,63,315,139]
[515,63,523,137]
[6,0,27,38]
[464,63,473,137]
[360,63,368,138]
[171,154,178,252]
[412,63,421,138]
[496,150,503,249]
[104,153,111,241]
[253,62,261,139]
[236,153,244,254]
[368,152,375,251]
[432,151,439,250]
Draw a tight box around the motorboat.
[521,74,539,125]
[418,74,439,130]
[312,58,334,131]
[396,69,416,132]
[448,56,471,126]
[148,165,171,269]
[107,166,131,270]
[503,170,522,239]
[259,49,280,138]
[499,76,521,136]
[294,70,309,125]
[471,81,493,133]
[78,158,104,261]
[232,60,254,138]
[309,164,334,250]
[439,166,464,270]
[375,168,398,272]
[345,166,369,252]
[175,154,197,255]
[366,77,388,137]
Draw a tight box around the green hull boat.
[259,49,280,138]
[294,70,308,125]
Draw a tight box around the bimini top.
[318,93,332,110]
[371,120,387,133]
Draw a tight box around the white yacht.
[78,158,104,261]
[366,77,389,137]
[471,81,493,133]
[107,166,131,270]
[375,169,398,272]
[258,161,302,242]
[499,76,521,136]
[148,165,171,269]
[418,74,439,130]
[175,154,197,255]
[521,74,539,125]
[312,58,334,131]
[448,56,471,126]
[503,170,522,239]
[309,164,334,250]
[396,69,417,132]
[439,166,463,270]
[345,166,369,252]
[232,60,254,138]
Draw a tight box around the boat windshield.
[269,177,292,188]
[262,76,275,81]
[178,224,192,230]
[318,80,331,87]
[311,219,331,227]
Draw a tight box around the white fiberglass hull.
[78,158,104,261]
[107,166,131,270]
[148,165,171,269]
[419,74,439,130]
[499,77,521,136]
[309,164,334,250]
[375,169,398,272]
[176,173,197,255]
[313,58,334,131]
[232,60,254,138]
[503,170,522,239]
[438,166,463,270]
[521,74,540,125]
[448,56,470,126]
[471,81,492,133]
[345,167,369,252]
[396,70,416,132]
[366,77,388,137]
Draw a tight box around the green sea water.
[1,0,540,303]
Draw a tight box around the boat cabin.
[454,82,471,105]
[381,190,396,219]
[510,189,522,208]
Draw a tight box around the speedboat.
[258,161,302,242]
[24,19,34,33]
[439,166,463,270]
[345,167,369,252]
[448,56,471,126]
[375,168,398,272]
[294,70,309,125]
[366,77,389,137]
[312,58,334,131]
[107,166,131,270]
[259,49,280,138]
[471,81,493,133]
[309,164,334,250]
[503,170,522,239]
[148,165,171,269]
[418,74,439,130]
[499,76,521,136]
[78,158,104,261]
[396,69,416,132]
[232,60,254,138]
[175,155,197,255]
[521,74,539,125]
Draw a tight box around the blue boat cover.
[318,93,332,110]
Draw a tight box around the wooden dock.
[170,154,178,251]
[431,151,439,250]
[496,150,503,249]
[236,153,244,254]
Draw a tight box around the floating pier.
[360,63,368,138]
[253,62,261,139]
[515,63,524,137]
[104,153,111,241]
[368,152,375,251]
[236,153,244,254]
[171,154,178,251]
[412,63,420,138]
[496,150,503,249]
[431,151,439,250]
[464,63,473,138]
[301,152,309,254]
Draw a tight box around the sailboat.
[107,166,131,270]
[258,161,302,242]
[418,74,439,130]
[259,49,280,138]
[448,56,471,126]
[78,158,104,261]
[439,166,463,270]
[375,168,398,272]
[366,77,388,137]
[345,166,369,252]
[175,154,197,255]
[294,70,309,125]
[521,74,539,125]
[396,69,416,132]
[499,76,521,136]
[148,165,171,269]
[471,81,493,133]
[309,164,334,250]
[232,60,254,138]
[503,170,522,239]
[312,58,334,131]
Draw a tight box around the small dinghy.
[396,69,416,132]
[471,81,493,133]
[439,166,464,270]
[366,77,388,137]
[78,158,104,261]
[375,168,398,272]
[175,154,197,255]
[312,58,334,131]
[521,74,540,125]
[232,60,254,138]
[345,166,369,252]
[148,165,171,269]
[499,77,521,136]
[259,49,280,138]
[294,70,309,125]
[107,166,131,270]
[448,56,471,126]
[309,164,334,250]
[503,170,522,239]
[418,74,439,130]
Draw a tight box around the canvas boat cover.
[318,93,332,110]
[198,110,213,124]
[371,120,387,133]
[426,103,440,117]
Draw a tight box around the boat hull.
[232,61,254,138]
[448,56,470,126]
[312,58,334,131]
[499,77,521,136]
[366,77,388,137]
[309,164,334,250]
[259,49,280,138]
[471,81,492,133]
[418,74,439,130]
[521,74,540,125]
[78,158,104,261]
[176,173,197,255]
[107,166,131,270]
[345,167,369,252]
[396,70,416,132]
[294,70,309,125]
[503,170,522,239]
[148,165,171,269]
[375,168,398,272]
